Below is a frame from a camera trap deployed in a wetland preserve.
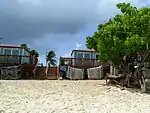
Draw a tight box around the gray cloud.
[0,0,146,42]
[0,0,102,43]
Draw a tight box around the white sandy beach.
[0,80,150,113]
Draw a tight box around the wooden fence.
[21,64,58,80]
[35,66,58,80]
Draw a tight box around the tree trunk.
[139,76,146,93]
[45,61,48,78]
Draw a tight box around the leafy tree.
[59,56,65,65]
[46,51,57,67]
[86,3,150,67]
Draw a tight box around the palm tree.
[21,44,39,64]
[20,44,30,52]
[46,51,57,67]
[45,51,57,78]
[30,50,39,57]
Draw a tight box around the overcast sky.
[0,0,149,65]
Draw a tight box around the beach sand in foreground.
[0,80,150,113]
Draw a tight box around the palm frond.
[46,51,57,66]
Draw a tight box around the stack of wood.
[106,65,146,93]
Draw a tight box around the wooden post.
[45,61,49,78]
[110,66,114,75]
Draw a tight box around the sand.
[0,80,150,113]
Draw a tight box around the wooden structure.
[106,65,147,93]
[36,66,58,80]
[60,57,107,68]
[21,64,58,80]
[60,49,109,68]
[59,49,110,79]
[21,64,36,79]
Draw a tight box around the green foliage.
[30,50,39,57]
[21,44,30,52]
[59,57,65,65]
[86,2,150,65]
[46,51,57,67]
[21,44,39,57]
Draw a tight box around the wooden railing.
[61,57,109,68]
[0,55,30,65]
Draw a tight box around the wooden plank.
[108,74,125,79]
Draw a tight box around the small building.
[0,44,31,65]
[59,49,110,79]
[60,49,105,68]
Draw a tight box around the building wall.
[0,47,30,64]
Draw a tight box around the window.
[12,50,19,55]
[84,53,90,59]
[0,48,3,55]
[24,50,30,56]
[77,53,83,58]
[21,57,30,64]
[4,49,11,55]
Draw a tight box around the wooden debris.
[106,65,147,93]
